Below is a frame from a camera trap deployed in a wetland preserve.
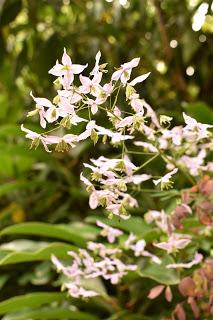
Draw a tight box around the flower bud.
[126,84,136,100]
[55,140,69,152]
[30,137,40,150]
[60,116,72,129]
[91,129,98,145]
[160,115,173,125]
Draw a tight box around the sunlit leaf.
[0,292,67,315]
[0,222,87,246]
[0,242,75,265]
[138,255,180,285]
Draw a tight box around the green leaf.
[2,308,99,320]
[0,222,87,246]
[184,101,213,124]
[0,292,67,315]
[70,222,99,240]
[138,255,180,285]
[0,240,49,252]
[0,242,74,265]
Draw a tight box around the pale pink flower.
[95,125,134,144]
[79,72,102,96]
[77,120,97,141]
[57,96,87,124]
[44,134,78,148]
[130,94,145,113]
[80,172,93,188]
[87,242,121,257]
[166,252,203,269]
[96,220,123,243]
[45,106,60,123]
[90,51,101,76]
[183,112,213,140]
[116,115,135,129]
[65,283,98,298]
[145,210,172,233]
[153,168,178,188]
[90,156,138,175]
[130,239,146,256]
[129,239,161,264]
[134,141,158,153]
[153,233,191,254]
[96,82,114,103]
[78,121,133,145]
[51,255,65,272]
[106,203,130,220]
[161,126,183,147]
[83,98,100,115]
[141,124,156,140]
[178,149,206,176]
[111,58,140,85]
[125,174,151,185]
[49,48,87,89]
[143,100,160,128]
[30,92,54,128]
[57,89,82,104]
[21,124,51,152]
[129,72,151,86]
[89,190,99,209]
[125,233,137,248]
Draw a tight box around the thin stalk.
[134,153,160,173]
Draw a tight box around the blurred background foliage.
[0,0,212,313]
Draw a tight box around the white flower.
[166,252,203,269]
[96,221,123,243]
[111,58,140,85]
[153,168,178,189]
[49,48,88,89]
[153,233,191,254]
[129,72,151,86]
[183,112,213,140]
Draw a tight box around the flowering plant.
[21,49,213,319]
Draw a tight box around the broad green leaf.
[0,242,74,265]
[70,222,99,240]
[0,222,87,246]
[138,255,180,285]
[0,240,49,252]
[184,101,213,124]
[2,308,98,320]
[0,292,67,315]
[81,277,108,298]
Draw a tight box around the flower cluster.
[22,49,212,219]
[52,221,161,298]
[23,50,212,318]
